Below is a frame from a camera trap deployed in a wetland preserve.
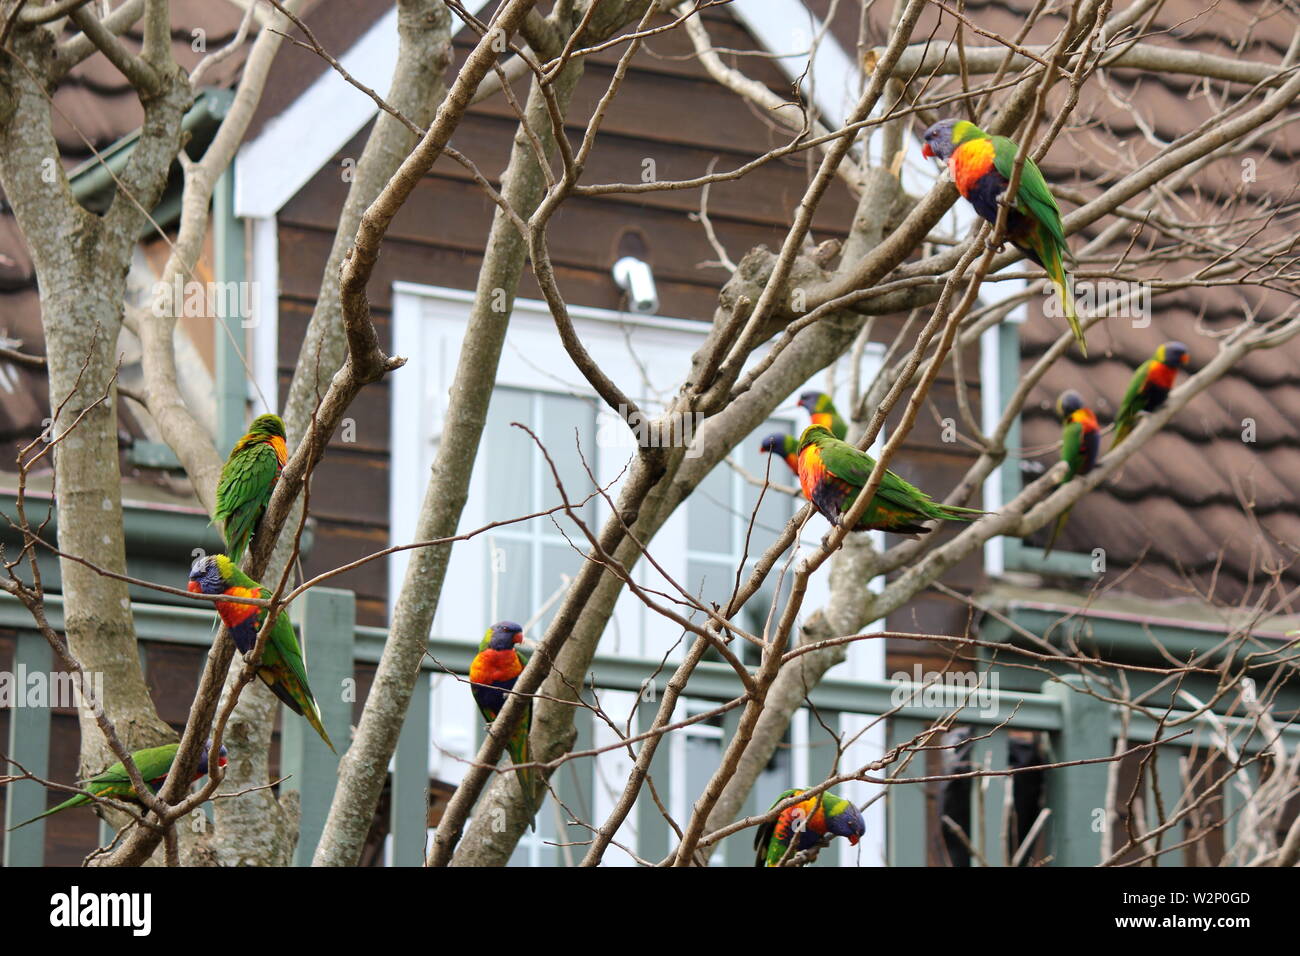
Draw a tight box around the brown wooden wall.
[273,8,986,661]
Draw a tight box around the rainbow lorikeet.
[1112,341,1189,448]
[758,433,800,477]
[1042,389,1101,558]
[922,119,1084,355]
[470,621,537,828]
[797,391,848,439]
[188,554,336,753]
[8,742,226,830]
[797,424,984,535]
[214,413,288,563]
[754,787,865,867]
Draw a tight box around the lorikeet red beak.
[921,142,934,158]
[848,834,860,846]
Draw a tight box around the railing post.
[887,717,931,866]
[555,702,593,867]
[284,587,354,866]
[3,633,52,865]
[390,664,430,866]
[1043,676,1110,866]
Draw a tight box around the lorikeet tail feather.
[1041,242,1085,357]
[268,679,336,753]
[1043,505,1072,558]
[7,795,84,830]
[1112,419,1135,450]
[508,728,537,832]
[935,504,987,521]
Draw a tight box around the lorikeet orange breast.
[471,621,538,828]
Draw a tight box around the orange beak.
[849,834,860,846]
[186,580,200,594]
[922,143,934,159]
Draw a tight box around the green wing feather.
[1059,420,1084,482]
[991,136,1085,355]
[1044,419,1085,558]
[256,598,336,753]
[990,137,1066,247]
[214,442,281,562]
[820,439,983,522]
[1112,360,1153,448]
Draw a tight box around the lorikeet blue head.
[197,742,229,777]
[187,553,236,595]
[797,391,830,414]
[1056,389,1086,422]
[759,433,796,456]
[921,119,982,161]
[247,413,286,439]
[820,793,866,844]
[1156,341,1190,368]
[485,620,524,651]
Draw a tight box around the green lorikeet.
[214,413,288,563]
[8,742,225,830]
[796,424,984,535]
[188,554,336,753]
[470,621,537,829]
[754,787,865,866]
[1112,341,1189,448]
[922,119,1085,355]
[758,433,800,477]
[1043,389,1101,558]
[797,391,848,439]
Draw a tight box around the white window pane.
[687,463,733,553]
[486,388,537,518]
[487,538,532,626]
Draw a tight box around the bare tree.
[1,0,1296,867]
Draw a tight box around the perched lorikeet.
[1043,389,1101,558]
[758,433,800,477]
[797,424,984,535]
[797,391,848,440]
[1112,341,1189,448]
[8,742,226,830]
[188,554,336,753]
[922,119,1084,355]
[214,413,288,563]
[470,621,537,828]
[754,787,865,867]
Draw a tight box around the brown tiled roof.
[0,0,375,464]
[825,0,1300,605]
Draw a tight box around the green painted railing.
[3,592,1296,866]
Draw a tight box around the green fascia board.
[994,320,1095,574]
[67,87,235,217]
